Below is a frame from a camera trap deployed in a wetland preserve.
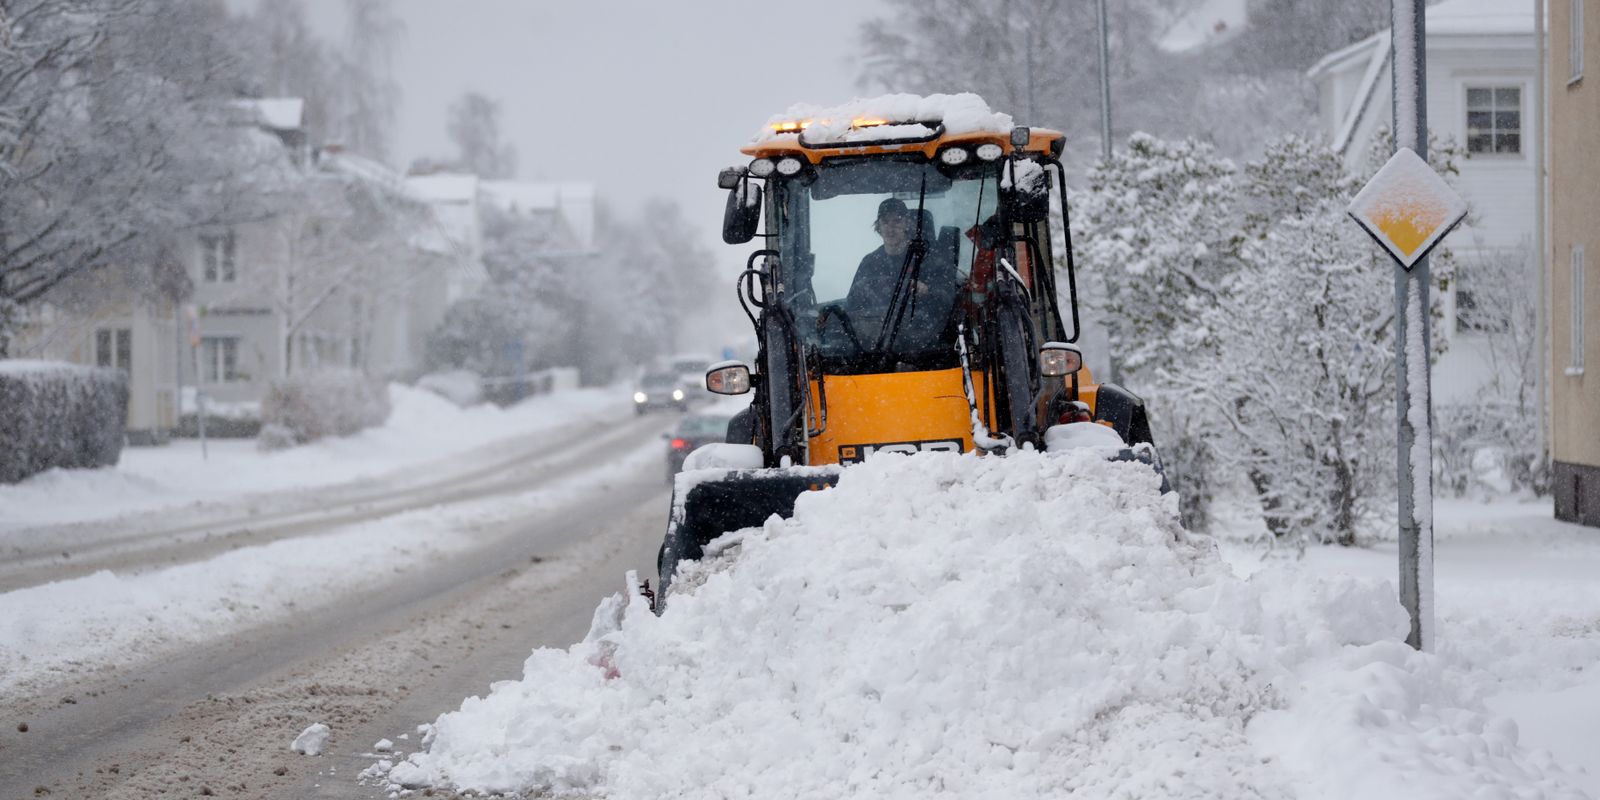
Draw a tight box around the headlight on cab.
[633,391,648,403]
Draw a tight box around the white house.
[1307,0,1540,403]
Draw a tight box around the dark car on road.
[666,411,734,479]
[633,371,687,414]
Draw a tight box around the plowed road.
[0,411,675,799]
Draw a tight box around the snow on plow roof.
[755,92,1014,146]
[377,449,1585,798]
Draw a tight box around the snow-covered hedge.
[0,360,128,484]
[258,370,390,450]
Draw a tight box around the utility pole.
[1096,0,1113,161]
[1096,0,1119,384]
[1390,0,1433,652]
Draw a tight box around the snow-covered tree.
[330,0,402,162]
[448,92,517,180]
[858,0,1178,146]
[1071,133,1240,378]
[1178,136,1454,545]
[1068,134,1240,530]
[0,0,271,355]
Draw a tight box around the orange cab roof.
[741,125,1065,165]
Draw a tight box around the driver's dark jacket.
[842,242,959,358]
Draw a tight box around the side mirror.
[717,166,746,190]
[1039,342,1082,377]
[722,178,762,244]
[1002,158,1050,223]
[705,361,752,395]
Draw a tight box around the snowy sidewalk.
[1223,498,1600,798]
[0,384,629,534]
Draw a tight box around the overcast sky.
[291,0,887,274]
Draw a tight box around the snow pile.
[383,450,1587,798]
[292,722,331,756]
[757,93,1013,145]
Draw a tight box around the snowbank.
[0,383,626,531]
[383,451,1587,798]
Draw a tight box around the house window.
[1466,87,1521,154]
[95,328,131,371]
[200,231,236,282]
[200,336,240,383]
[1573,0,1585,83]
[1572,246,1587,374]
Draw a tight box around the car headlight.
[672,388,685,400]
[633,392,647,403]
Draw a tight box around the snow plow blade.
[657,468,840,610]
[1109,444,1171,494]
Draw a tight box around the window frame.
[1463,84,1524,157]
[95,328,132,371]
[1571,245,1587,375]
[1572,0,1585,85]
[200,230,237,283]
[200,335,241,383]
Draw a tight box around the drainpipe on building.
[1536,0,1552,475]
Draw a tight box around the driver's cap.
[876,198,910,220]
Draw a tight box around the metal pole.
[193,339,208,460]
[1391,0,1433,651]
[1096,0,1120,385]
[1096,0,1113,161]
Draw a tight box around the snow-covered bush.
[416,369,483,408]
[257,370,390,450]
[1433,246,1546,497]
[0,360,128,484]
[1434,401,1549,497]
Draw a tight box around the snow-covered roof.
[1157,0,1249,53]
[755,93,1013,145]
[233,98,305,132]
[320,150,404,192]
[405,173,481,256]
[480,181,596,250]
[1308,0,1534,80]
[406,173,479,205]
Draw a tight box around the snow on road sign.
[1347,147,1468,270]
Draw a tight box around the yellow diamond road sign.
[1348,148,1468,270]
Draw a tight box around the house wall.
[188,221,288,406]
[1323,32,1541,405]
[1549,0,1600,526]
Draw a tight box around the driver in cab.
[846,198,925,315]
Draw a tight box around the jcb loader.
[656,102,1164,608]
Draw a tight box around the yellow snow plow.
[657,97,1165,608]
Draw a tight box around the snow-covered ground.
[377,452,1597,799]
[0,384,627,532]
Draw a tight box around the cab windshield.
[774,158,1000,373]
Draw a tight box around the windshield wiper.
[872,174,930,368]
